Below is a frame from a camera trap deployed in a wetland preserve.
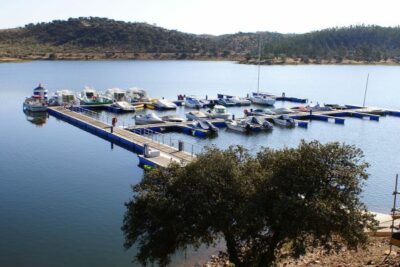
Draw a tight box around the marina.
[44,95,400,168]
[21,75,400,170]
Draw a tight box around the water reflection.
[23,110,49,126]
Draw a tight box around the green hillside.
[263,25,400,63]
[1,17,400,64]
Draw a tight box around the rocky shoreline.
[203,237,400,267]
[1,53,400,66]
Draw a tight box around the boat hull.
[135,119,164,125]
[23,103,48,112]
[251,97,276,106]
[185,102,202,109]
[273,118,295,127]
[226,123,247,132]
[207,113,231,120]
[186,112,208,121]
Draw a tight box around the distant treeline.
[1,17,400,63]
[263,25,400,63]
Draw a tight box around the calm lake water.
[1,60,400,267]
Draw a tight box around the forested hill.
[262,26,400,64]
[1,17,400,64]
[0,17,279,60]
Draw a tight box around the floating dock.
[48,106,195,168]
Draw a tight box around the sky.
[1,0,400,35]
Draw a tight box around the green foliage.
[122,141,377,267]
[0,17,218,55]
[264,25,400,62]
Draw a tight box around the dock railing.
[68,106,132,127]
[132,128,203,157]
[68,106,112,124]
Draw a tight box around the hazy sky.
[1,0,400,34]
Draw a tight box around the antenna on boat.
[362,73,369,107]
[257,35,262,94]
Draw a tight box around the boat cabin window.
[115,93,125,101]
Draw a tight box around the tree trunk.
[224,233,241,266]
[258,234,280,267]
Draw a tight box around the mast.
[257,35,261,93]
[362,73,370,107]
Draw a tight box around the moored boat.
[244,108,275,116]
[186,110,208,120]
[325,104,347,110]
[291,105,310,112]
[206,105,231,119]
[309,103,333,112]
[190,119,218,134]
[246,116,274,130]
[229,96,251,106]
[135,112,164,125]
[225,119,257,133]
[185,96,203,109]
[126,88,149,103]
[250,92,276,106]
[49,90,76,106]
[105,88,127,102]
[78,87,113,105]
[23,84,48,111]
[154,99,177,110]
[112,101,136,112]
[162,115,186,122]
[217,97,236,107]
[273,107,295,115]
[272,114,296,127]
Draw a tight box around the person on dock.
[111,117,117,133]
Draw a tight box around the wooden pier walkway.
[48,106,194,167]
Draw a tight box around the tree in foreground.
[122,141,377,266]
